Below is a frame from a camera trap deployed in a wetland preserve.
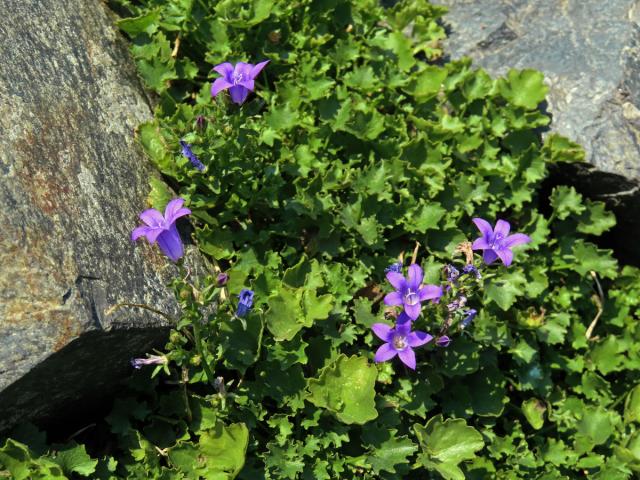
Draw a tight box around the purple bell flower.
[211,60,270,105]
[131,354,167,369]
[471,218,531,266]
[384,264,443,320]
[131,198,191,262]
[179,140,205,171]
[372,321,433,370]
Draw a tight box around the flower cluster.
[372,264,441,370]
[372,218,530,371]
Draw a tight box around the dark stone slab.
[436,0,640,263]
[0,0,200,431]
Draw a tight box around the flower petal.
[396,312,412,324]
[234,61,253,79]
[131,225,152,242]
[496,248,514,266]
[504,233,531,248]
[472,217,493,240]
[211,77,232,97]
[229,85,250,104]
[164,198,191,225]
[494,219,511,238]
[395,321,411,336]
[404,302,421,320]
[398,348,416,369]
[156,224,184,262]
[407,264,423,290]
[239,79,255,91]
[374,343,398,363]
[384,291,404,306]
[250,60,270,79]
[371,323,393,341]
[139,208,164,228]
[406,331,433,347]
[213,62,234,81]
[483,249,498,265]
[471,236,491,250]
[418,284,442,302]
[386,271,406,291]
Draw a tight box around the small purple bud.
[460,308,477,329]
[436,336,451,347]
[236,289,254,318]
[384,262,403,274]
[216,273,229,286]
[444,264,460,283]
[462,264,482,280]
[195,115,206,130]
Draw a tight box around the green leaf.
[148,177,173,211]
[307,355,378,424]
[625,384,640,424]
[567,240,618,279]
[497,69,548,109]
[264,287,304,341]
[198,423,249,478]
[577,200,616,235]
[365,433,417,474]
[522,398,546,430]
[412,66,447,99]
[414,414,484,480]
[550,186,585,220]
[117,11,160,36]
[52,442,98,477]
[590,335,623,375]
[485,270,526,310]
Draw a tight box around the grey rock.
[436,0,640,262]
[0,0,201,431]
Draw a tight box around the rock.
[435,0,640,263]
[0,0,200,432]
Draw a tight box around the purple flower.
[179,140,205,171]
[216,273,229,287]
[384,264,443,320]
[385,262,403,274]
[236,289,254,318]
[211,60,270,105]
[130,354,167,369]
[444,264,460,284]
[460,308,477,329]
[131,198,191,262]
[372,321,433,370]
[436,335,451,347]
[471,218,531,266]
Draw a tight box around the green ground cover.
[2,0,640,478]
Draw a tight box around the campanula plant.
[4,0,632,479]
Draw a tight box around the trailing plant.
[2,0,640,479]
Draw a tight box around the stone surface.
[435,0,640,263]
[0,0,199,431]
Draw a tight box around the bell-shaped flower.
[131,198,191,262]
[372,321,433,370]
[384,264,443,320]
[211,60,269,105]
[471,218,530,266]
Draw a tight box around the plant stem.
[192,320,216,388]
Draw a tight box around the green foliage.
[4,0,640,478]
